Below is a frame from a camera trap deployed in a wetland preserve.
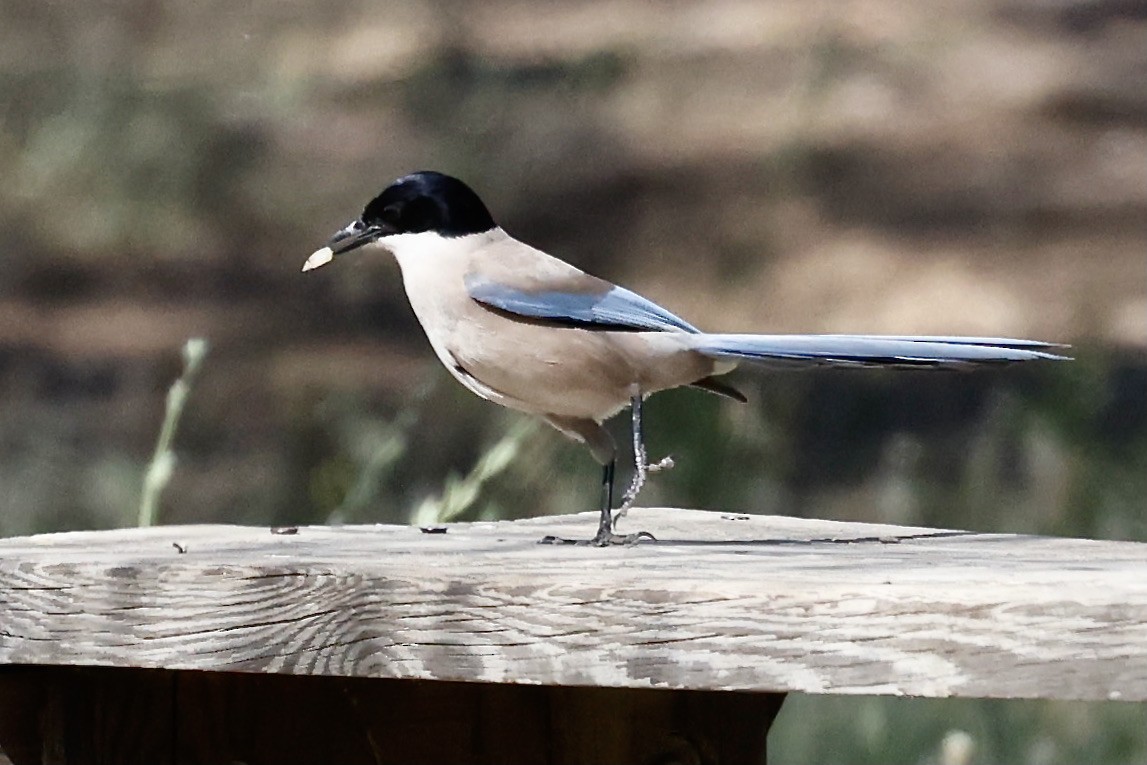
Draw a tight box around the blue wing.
[465,273,700,334]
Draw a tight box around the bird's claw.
[538,531,656,546]
[591,530,656,546]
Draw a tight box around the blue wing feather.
[466,274,700,333]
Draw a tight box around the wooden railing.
[1,508,1144,764]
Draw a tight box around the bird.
[303,170,1068,545]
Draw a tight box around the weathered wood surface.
[1,508,1145,701]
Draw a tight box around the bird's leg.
[544,460,639,546]
[555,394,670,547]
[613,393,674,523]
[538,407,657,547]
[587,396,668,546]
[593,460,615,542]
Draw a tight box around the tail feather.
[691,334,1070,368]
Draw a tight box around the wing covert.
[465,273,699,333]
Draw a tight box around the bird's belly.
[445,320,712,421]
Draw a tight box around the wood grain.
[1,509,1145,701]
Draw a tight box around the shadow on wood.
[0,666,784,765]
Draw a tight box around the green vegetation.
[138,337,209,527]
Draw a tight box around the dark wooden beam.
[0,666,784,765]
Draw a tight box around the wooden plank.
[0,666,781,765]
[0,509,1145,701]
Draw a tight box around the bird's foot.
[591,529,656,546]
[538,530,656,546]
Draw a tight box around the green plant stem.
[138,338,209,527]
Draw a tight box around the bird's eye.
[381,205,402,225]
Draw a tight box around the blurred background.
[1,0,1145,761]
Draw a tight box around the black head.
[363,171,495,238]
[314,171,496,263]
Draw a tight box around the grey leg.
[614,394,674,523]
[539,406,664,546]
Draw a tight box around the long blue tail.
[690,334,1070,368]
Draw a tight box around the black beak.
[302,220,388,272]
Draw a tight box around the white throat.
[380,228,506,272]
